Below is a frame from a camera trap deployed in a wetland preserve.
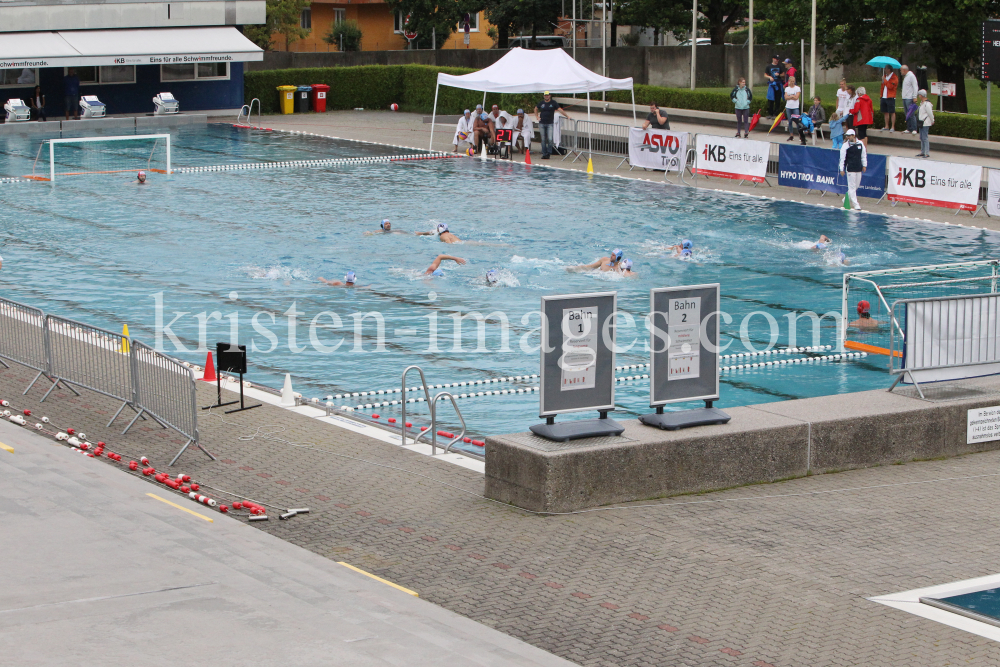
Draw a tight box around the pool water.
[1,124,998,445]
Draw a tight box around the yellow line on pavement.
[147,493,213,523]
[337,562,418,596]
[0,442,13,453]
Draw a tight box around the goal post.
[31,134,171,182]
[842,260,1000,357]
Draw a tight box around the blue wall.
[2,63,243,117]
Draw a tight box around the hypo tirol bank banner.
[693,134,769,183]
[778,144,886,198]
[628,128,689,172]
[887,156,981,211]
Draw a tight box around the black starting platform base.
[529,412,625,442]
[639,403,731,431]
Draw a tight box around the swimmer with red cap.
[137,170,146,184]
[849,299,880,329]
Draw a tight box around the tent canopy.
[436,47,632,94]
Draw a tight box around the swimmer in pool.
[137,170,146,184]
[416,223,460,243]
[568,248,623,272]
[618,258,638,277]
[318,270,359,287]
[849,299,879,329]
[425,254,467,275]
[836,250,850,265]
[364,219,408,235]
[813,234,831,250]
[668,239,694,258]
[486,269,500,285]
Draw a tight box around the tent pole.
[430,82,440,151]
[631,87,636,123]
[483,91,487,108]
[587,86,592,162]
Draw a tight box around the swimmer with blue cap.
[667,239,694,258]
[485,269,500,285]
[416,222,460,244]
[569,248,624,273]
[812,234,831,250]
[318,270,359,287]
[425,254,467,276]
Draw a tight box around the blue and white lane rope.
[613,351,868,384]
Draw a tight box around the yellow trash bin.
[277,85,297,114]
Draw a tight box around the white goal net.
[30,134,171,182]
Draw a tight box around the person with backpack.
[764,56,784,117]
[730,77,753,138]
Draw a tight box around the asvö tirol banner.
[887,156,981,211]
[778,144,887,198]
[987,169,1000,217]
[693,134,769,183]
[628,128,689,172]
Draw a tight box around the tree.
[385,0,481,49]
[614,0,746,45]
[240,0,312,51]
[324,20,364,51]
[698,0,747,45]
[482,0,561,48]
[761,0,1000,112]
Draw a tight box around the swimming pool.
[1,124,997,445]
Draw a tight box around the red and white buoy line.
[174,151,452,174]
[232,124,274,131]
[0,395,305,522]
[0,177,28,184]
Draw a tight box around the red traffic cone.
[202,350,216,382]
[525,148,532,165]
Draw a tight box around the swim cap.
[464,109,470,114]
[432,268,444,277]
[682,239,693,250]
[857,300,870,315]
[481,113,489,120]
[611,248,623,262]
[682,249,693,257]
[380,219,390,229]
[838,251,847,263]
[476,104,483,109]
[492,104,498,110]
[517,109,524,114]
[345,271,356,284]
[437,223,449,234]
[621,259,633,271]
[137,170,146,180]
[486,269,499,284]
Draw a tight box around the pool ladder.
[236,98,261,127]
[399,365,467,455]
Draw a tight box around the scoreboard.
[984,20,1000,81]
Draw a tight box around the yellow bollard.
[120,324,130,353]
[587,157,594,174]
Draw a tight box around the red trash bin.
[311,84,330,113]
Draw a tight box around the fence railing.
[0,296,210,465]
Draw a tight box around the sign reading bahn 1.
[530,291,625,442]
[639,284,731,430]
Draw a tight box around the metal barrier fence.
[0,299,207,465]
[563,119,631,164]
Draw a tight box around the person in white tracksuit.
[838,128,867,211]
[452,109,475,153]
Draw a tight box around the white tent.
[429,47,635,152]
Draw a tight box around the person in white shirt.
[838,129,868,211]
[900,65,920,134]
[452,109,475,153]
[510,109,534,154]
[916,89,935,158]
[784,76,802,140]
[488,104,512,129]
[836,79,852,117]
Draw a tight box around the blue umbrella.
[867,56,901,69]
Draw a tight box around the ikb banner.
[887,156,981,211]
[693,134,769,183]
[778,144,887,198]
[987,169,1000,217]
[628,128,689,172]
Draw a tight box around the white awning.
[436,48,633,94]
[0,27,263,69]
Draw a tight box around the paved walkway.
[4,361,1000,666]
[220,110,1000,233]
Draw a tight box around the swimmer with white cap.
[425,254,467,276]
[569,248,624,272]
[812,234,831,250]
[485,269,500,285]
[137,170,146,184]
[318,270,359,287]
[618,258,638,277]
[416,222,460,243]
[365,219,408,235]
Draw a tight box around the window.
[160,62,230,82]
[333,8,345,23]
[62,66,135,85]
[0,68,38,88]
[457,12,480,32]
[394,11,404,33]
[300,7,312,30]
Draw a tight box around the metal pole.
[432,27,436,50]
[748,0,753,88]
[690,0,697,90]
[808,0,816,99]
[988,82,992,142]
[572,0,576,60]
[800,39,804,89]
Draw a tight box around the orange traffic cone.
[525,148,532,165]
[202,350,216,382]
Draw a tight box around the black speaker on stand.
[202,343,261,413]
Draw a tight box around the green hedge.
[246,65,998,141]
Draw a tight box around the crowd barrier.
[0,296,208,465]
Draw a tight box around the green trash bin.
[277,85,297,114]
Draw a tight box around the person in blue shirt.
[829,111,845,149]
[764,56,784,117]
[533,91,571,159]
[63,68,80,121]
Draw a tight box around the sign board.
[968,406,1000,444]
[887,156,981,211]
[628,128,688,172]
[693,134,769,183]
[987,168,1000,216]
[930,82,956,97]
[539,292,617,417]
[649,284,720,406]
[778,144,886,198]
[984,20,1000,81]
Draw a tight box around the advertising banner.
[778,145,887,198]
[647,284,721,406]
[628,128,689,172]
[693,134,770,183]
[986,169,1000,217]
[887,157,981,211]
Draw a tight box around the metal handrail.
[430,391,467,455]
[400,365,434,446]
[236,98,261,126]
